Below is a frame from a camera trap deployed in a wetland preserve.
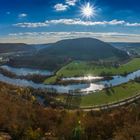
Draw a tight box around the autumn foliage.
[0,82,140,140]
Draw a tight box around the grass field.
[80,81,140,106]
[57,81,140,107]
[45,58,140,84]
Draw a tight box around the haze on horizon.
[0,0,140,44]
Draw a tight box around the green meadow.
[45,58,140,84]
[80,81,140,107]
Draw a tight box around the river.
[0,65,140,95]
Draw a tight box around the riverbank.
[56,81,140,107]
[0,67,50,83]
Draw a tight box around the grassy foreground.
[80,81,140,107]
[45,58,140,84]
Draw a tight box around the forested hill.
[8,38,129,70]
[39,38,129,61]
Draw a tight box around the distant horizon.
[0,35,140,44]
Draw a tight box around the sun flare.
[80,2,96,19]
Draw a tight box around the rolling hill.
[8,38,129,70]
[39,38,129,60]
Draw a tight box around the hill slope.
[0,43,36,53]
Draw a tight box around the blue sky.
[0,0,140,43]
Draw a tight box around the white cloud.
[107,20,125,25]
[13,18,140,28]
[54,3,68,11]
[66,0,77,6]
[125,22,140,27]
[14,19,126,28]
[53,0,77,12]
[18,13,27,18]
[47,19,125,26]
[14,22,48,28]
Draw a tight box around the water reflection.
[81,70,140,93]
[62,76,103,81]
[81,83,104,93]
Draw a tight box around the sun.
[80,2,96,19]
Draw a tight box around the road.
[80,93,140,111]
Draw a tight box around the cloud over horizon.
[14,18,140,28]
[4,31,140,44]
